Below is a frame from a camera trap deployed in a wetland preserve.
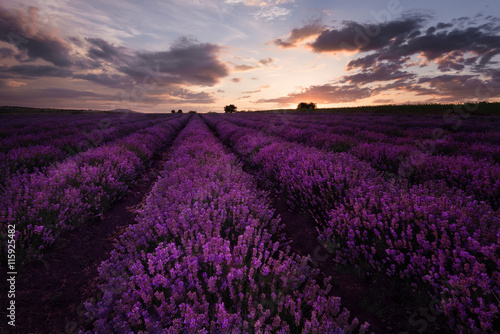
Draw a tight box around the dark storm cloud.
[6,65,73,77]
[0,5,72,67]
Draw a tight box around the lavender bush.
[0,116,188,262]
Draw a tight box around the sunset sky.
[0,0,499,113]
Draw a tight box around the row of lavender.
[0,113,154,150]
[204,115,500,333]
[0,115,189,262]
[84,116,370,333]
[226,113,500,163]
[223,115,500,210]
[0,113,108,138]
[230,113,500,144]
[0,114,180,185]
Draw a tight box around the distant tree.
[224,104,237,113]
[177,109,183,113]
[171,109,176,113]
[188,110,196,114]
[297,102,317,110]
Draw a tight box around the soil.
[222,121,452,333]
[241,165,451,334]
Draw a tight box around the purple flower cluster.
[204,114,500,333]
[0,116,188,262]
[401,154,500,209]
[0,114,178,185]
[322,183,499,333]
[86,116,370,333]
[223,113,500,164]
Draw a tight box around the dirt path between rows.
[242,167,452,334]
[0,148,172,334]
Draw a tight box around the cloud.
[231,58,275,71]
[160,87,216,104]
[242,84,270,95]
[258,57,275,66]
[0,47,14,59]
[4,65,73,78]
[391,26,500,66]
[280,15,500,71]
[84,37,230,88]
[86,38,127,61]
[309,17,423,53]
[253,6,291,21]
[413,74,500,101]
[0,5,73,67]
[273,23,325,48]
[436,22,454,30]
[123,37,230,87]
[346,54,381,71]
[233,64,259,71]
[341,63,414,84]
[242,89,261,94]
[226,0,295,7]
[73,72,135,88]
[6,80,27,88]
[372,98,393,104]
[259,83,372,104]
[0,87,111,101]
[231,77,242,83]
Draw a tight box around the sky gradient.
[0,0,499,113]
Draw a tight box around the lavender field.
[1,111,499,333]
